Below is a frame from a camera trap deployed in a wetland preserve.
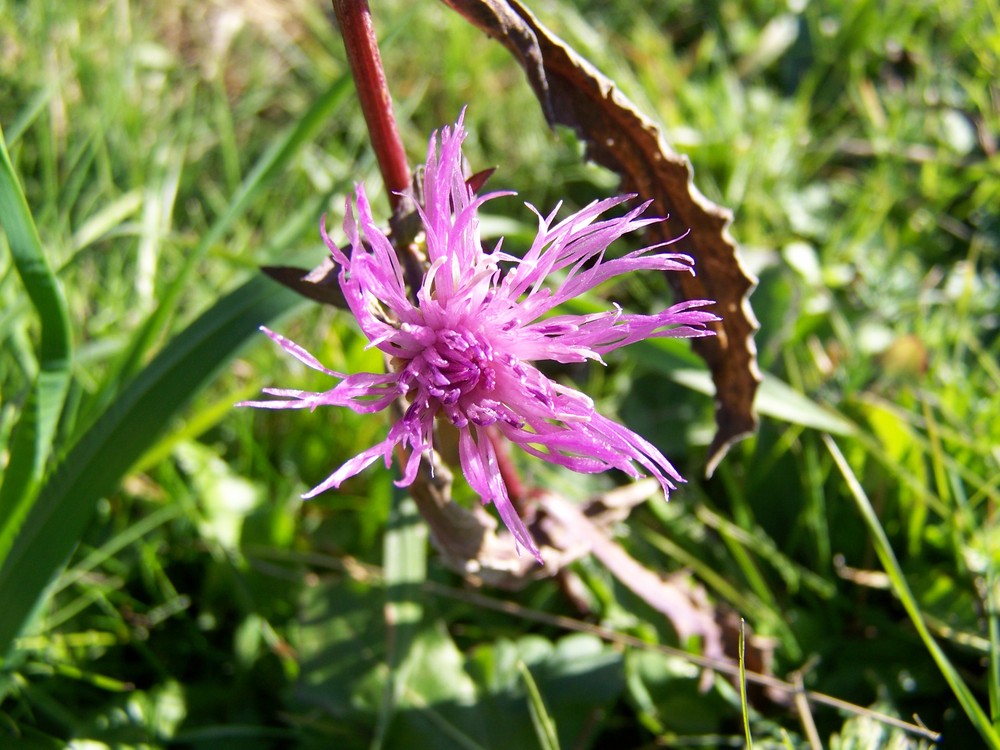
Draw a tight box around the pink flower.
[241,114,719,561]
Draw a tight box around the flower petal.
[458,427,541,562]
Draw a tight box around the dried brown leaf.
[442,0,761,472]
[262,261,347,308]
[541,492,725,684]
[410,458,665,589]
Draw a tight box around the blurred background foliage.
[0,0,997,747]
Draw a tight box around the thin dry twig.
[790,669,823,750]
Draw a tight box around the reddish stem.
[332,0,411,212]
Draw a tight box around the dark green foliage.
[1,0,996,747]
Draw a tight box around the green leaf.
[0,274,302,657]
[0,124,73,565]
[626,332,855,436]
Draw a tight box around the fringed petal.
[245,112,719,565]
[458,427,541,562]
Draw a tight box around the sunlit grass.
[1,0,998,747]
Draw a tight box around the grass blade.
[0,124,73,565]
[988,570,1000,732]
[0,274,302,657]
[824,434,1000,749]
[519,660,562,750]
[374,492,428,749]
[739,618,753,750]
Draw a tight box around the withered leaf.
[541,491,725,684]
[442,0,761,473]
[262,261,347,309]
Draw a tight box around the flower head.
[241,113,719,561]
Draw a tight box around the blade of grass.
[694,505,836,598]
[52,503,183,597]
[739,618,753,750]
[988,570,1000,732]
[824,434,1000,749]
[519,660,561,750]
[0,273,303,657]
[130,380,262,476]
[5,86,55,147]
[638,524,762,617]
[0,124,73,565]
[374,491,428,749]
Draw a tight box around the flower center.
[421,327,496,406]
[397,324,498,417]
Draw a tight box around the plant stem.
[332,0,411,212]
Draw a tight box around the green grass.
[1,0,998,747]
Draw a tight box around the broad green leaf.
[0,274,302,657]
[631,333,856,436]
[625,648,730,736]
[669,368,856,436]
